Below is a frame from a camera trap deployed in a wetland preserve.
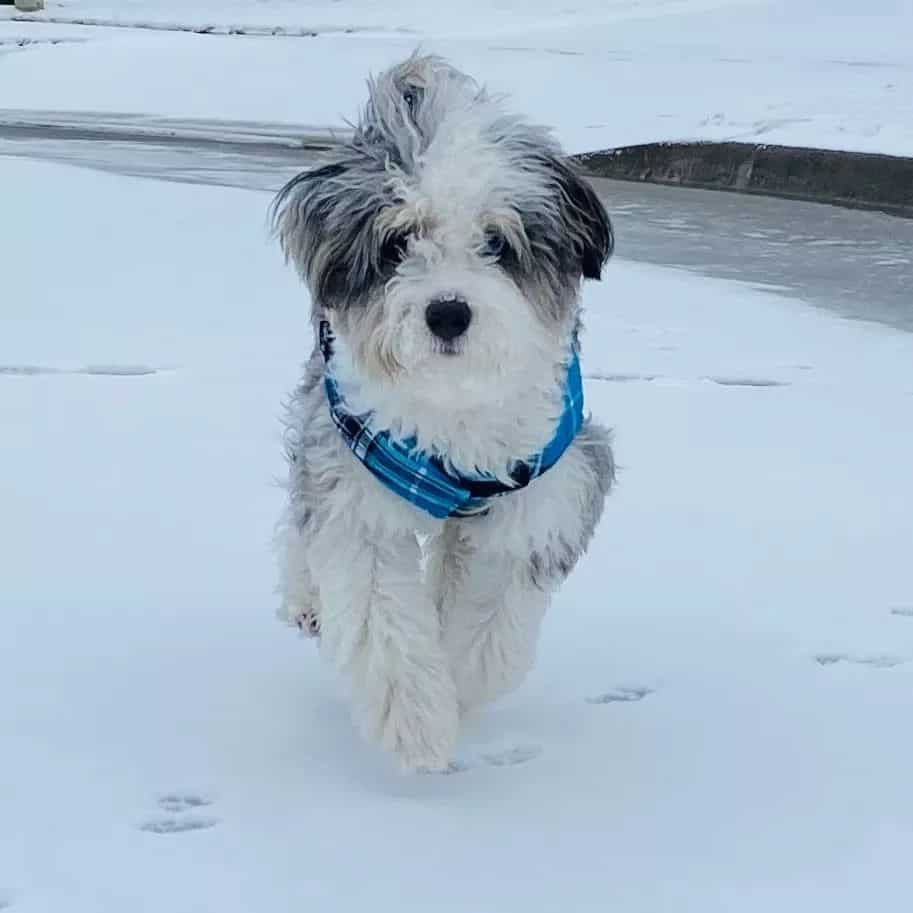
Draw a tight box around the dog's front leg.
[278,516,322,637]
[442,424,614,713]
[440,542,551,713]
[310,519,459,772]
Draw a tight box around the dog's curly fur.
[272,53,615,772]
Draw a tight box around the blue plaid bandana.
[320,321,584,520]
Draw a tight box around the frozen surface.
[2,127,911,331]
[0,0,778,36]
[2,157,912,912]
[1,0,912,156]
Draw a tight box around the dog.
[272,54,614,772]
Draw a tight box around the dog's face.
[274,55,613,406]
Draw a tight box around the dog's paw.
[360,674,460,773]
[278,601,321,638]
[385,703,459,774]
[295,608,321,639]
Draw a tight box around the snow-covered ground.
[2,0,912,156]
[3,156,912,912]
[2,2,912,907]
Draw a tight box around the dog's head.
[273,54,613,406]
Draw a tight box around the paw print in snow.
[815,653,906,669]
[586,686,653,704]
[139,793,218,835]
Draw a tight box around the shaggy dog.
[272,54,614,772]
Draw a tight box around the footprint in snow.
[140,817,218,835]
[586,372,789,389]
[814,653,906,669]
[139,793,218,835]
[156,793,214,813]
[586,686,653,704]
[437,743,543,774]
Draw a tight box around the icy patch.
[586,686,653,704]
[589,374,792,389]
[83,364,159,376]
[0,365,62,376]
[814,653,907,669]
[706,376,790,388]
[489,45,586,57]
[587,372,659,383]
[0,363,158,376]
[0,15,414,38]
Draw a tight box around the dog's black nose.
[426,296,472,341]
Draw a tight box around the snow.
[3,156,912,912]
[0,0,774,36]
[2,0,913,157]
[2,1,913,903]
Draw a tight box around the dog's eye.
[482,231,508,260]
[379,233,409,268]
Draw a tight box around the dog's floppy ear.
[271,161,350,280]
[271,159,386,306]
[550,158,614,280]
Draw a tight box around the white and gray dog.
[272,54,614,772]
